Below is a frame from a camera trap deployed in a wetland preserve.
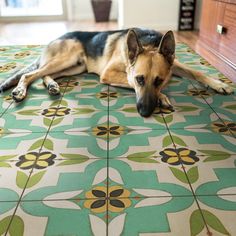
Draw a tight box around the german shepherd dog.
[0,28,233,117]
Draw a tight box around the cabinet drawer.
[218,3,236,64]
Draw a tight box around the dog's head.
[126,29,175,117]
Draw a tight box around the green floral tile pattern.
[0,43,236,235]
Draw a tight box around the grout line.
[162,112,212,235]
[1,192,236,204]
[5,78,70,236]
[202,99,236,139]
[106,84,110,236]
[0,100,14,118]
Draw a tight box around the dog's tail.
[0,57,40,93]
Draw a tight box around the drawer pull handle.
[216,25,227,34]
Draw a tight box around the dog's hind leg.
[12,54,81,101]
[12,40,85,102]
[172,59,233,95]
[43,64,87,95]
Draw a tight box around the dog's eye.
[154,77,163,87]
[136,75,145,86]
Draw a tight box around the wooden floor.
[0,21,235,82]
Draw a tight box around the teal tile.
[63,74,108,97]
[47,131,108,158]
[0,132,46,151]
[109,85,134,94]
[184,155,236,196]
[60,93,108,111]
[165,108,224,129]
[168,90,210,109]
[109,110,166,130]
[0,161,31,201]
[168,128,236,156]
[108,129,172,158]
[196,195,236,235]
[107,196,204,236]
[202,92,236,108]
[108,93,137,111]
[0,206,18,236]
[48,110,108,132]
[15,199,107,236]
[0,111,51,133]
[108,159,192,197]
[22,159,108,201]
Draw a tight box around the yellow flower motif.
[14,51,31,59]
[58,80,79,88]
[3,95,13,101]
[200,58,212,67]
[0,127,4,137]
[160,148,199,165]
[96,91,119,100]
[188,89,211,97]
[42,107,71,117]
[16,151,56,170]
[0,62,17,73]
[0,47,8,52]
[218,75,233,85]
[154,106,174,114]
[84,186,131,213]
[92,124,125,138]
[211,121,236,135]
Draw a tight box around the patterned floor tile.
[63,74,108,95]
[167,127,236,157]
[0,42,236,236]
[47,109,108,133]
[202,91,236,109]
[109,110,166,130]
[108,130,174,158]
[168,90,211,109]
[108,159,192,197]
[9,199,107,236]
[22,159,108,201]
[196,195,236,235]
[186,155,236,196]
[0,205,19,236]
[48,131,108,158]
[1,104,58,133]
[0,133,46,154]
[107,196,204,236]
[0,161,31,201]
[162,107,223,129]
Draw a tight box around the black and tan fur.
[0,28,233,117]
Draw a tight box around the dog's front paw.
[158,93,174,110]
[12,86,27,102]
[211,81,234,95]
[48,82,60,95]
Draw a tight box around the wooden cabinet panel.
[199,0,219,49]
[219,3,236,63]
[199,0,236,70]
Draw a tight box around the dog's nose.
[137,102,155,117]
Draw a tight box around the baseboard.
[118,23,178,31]
[199,41,236,71]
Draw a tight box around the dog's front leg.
[100,64,132,89]
[173,60,233,94]
[158,93,173,110]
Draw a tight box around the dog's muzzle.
[136,96,157,117]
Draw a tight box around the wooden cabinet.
[199,0,236,72]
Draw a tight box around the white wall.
[67,0,118,21]
[119,0,202,30]
[67,0,202,31]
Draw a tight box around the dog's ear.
[158,31,175,65]
[127,29,143,65]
